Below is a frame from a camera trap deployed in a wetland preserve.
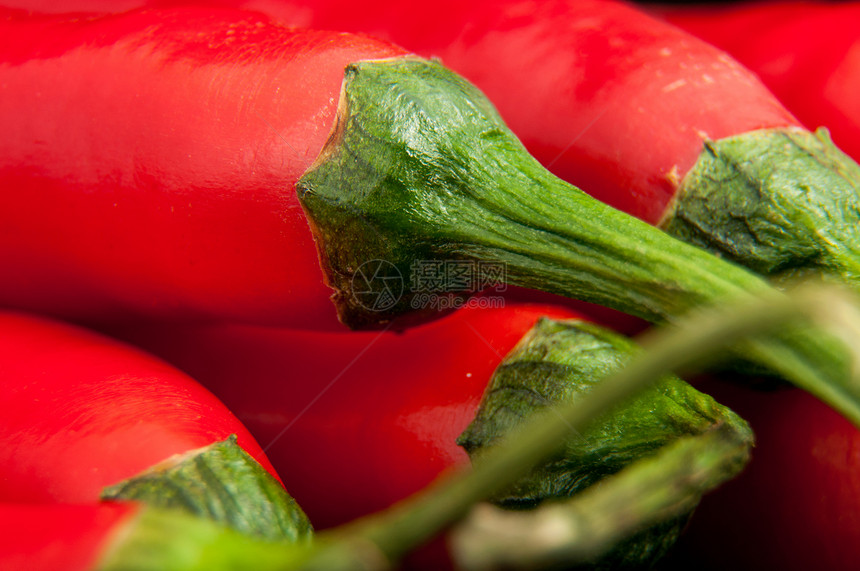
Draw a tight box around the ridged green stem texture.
[297,57,860,427]
[457,318,753,569]
[101,435,312,543]
[300,285,844,571]
[662,127,860,285]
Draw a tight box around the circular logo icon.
[351,259,404,312]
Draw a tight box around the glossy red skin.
[0,8,404,329]
[0,311,280,503]
[108,302,584,530]
[658,1,860,163]
[20,0,802,225]
[0,502,139,571]
[663,378,860,571]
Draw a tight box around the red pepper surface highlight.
[0,502,139,571]
[666,378,860,571]
[62,0,799,225]
[291,0,804,223]
[108,301,584,530]
[658,1,860,163]
[0,310,280,503]
[0,7,404,329]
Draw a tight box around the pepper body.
[667,378,860,571]
[82,0,796,225]
[0,503,140,571]
[108,302,584,529]
[0,7,404,328]
[0,310,279,503]
[660,1,860,163]
[292,0,800,223]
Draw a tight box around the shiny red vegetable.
[658,0,860,163]
[0,7,404,329]
[50,0,801,226]
[274,0,801,224]
[0,310,279,503]
[45,0,860,291]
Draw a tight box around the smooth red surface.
[666,378,860,571]
[659,1,860,163]
[0,311,279,503]
[18,0,801,225]
[109,301,585,530]
[0,502,139,571]
[282,0,799,224]
[0,7,404,328]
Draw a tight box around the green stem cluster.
[297,57,860,427]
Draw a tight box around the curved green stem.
[98,285,860,571]
[450,426,751,570]
[297,57,860,427]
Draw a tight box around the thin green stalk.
[303,283,860,570]
[450,426,751,570]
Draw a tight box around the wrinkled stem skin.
[452,426,751,571]
[0,7,404,329]
[457,318,754,569]
[101,435,312,543]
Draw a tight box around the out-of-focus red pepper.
[657,1,860,164]
[665,377,860,571]
[0,310,279,502]
[0,310,316,569]
[0,7,404,329]
[0,503,139,571]
[107,302,584,529]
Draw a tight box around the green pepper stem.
[662,127,860,286]
[101,435,312,543]
[298,57,860,428]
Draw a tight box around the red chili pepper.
[0,310,279,503]
[14,0,804,225]
[283,0,800,222]
[665,377,860,571]
[49,0,860,290]
[107,301,584,529]
[0,7,405,329]
[0,310,318,568]
[0,502,140,571]
[6,6,860,433]
[657,1,860,164]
